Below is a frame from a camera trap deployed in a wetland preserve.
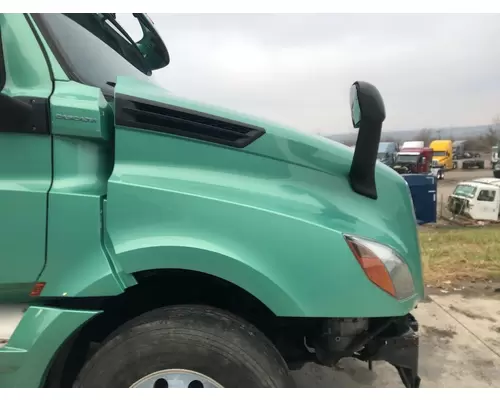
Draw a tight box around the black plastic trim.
[115,93,266,148]
[35,296,113,310]
[0,96,50,134]
[0,30,5,91]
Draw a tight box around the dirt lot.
[294,293,500,387]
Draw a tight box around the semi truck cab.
[0,13,423,388]
[430,139,454,170]
[393,147,433,175]
[448,178,500,221]
[377,141,398,167]
[492,145,499,170]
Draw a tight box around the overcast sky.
[119,13,500,134]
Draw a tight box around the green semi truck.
[0,13,423,388]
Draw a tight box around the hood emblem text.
[56,114,97,123]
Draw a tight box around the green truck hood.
[116,76,353,175]
[116,76,403,198]
[114,76,424,301]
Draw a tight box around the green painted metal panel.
[0,306,99,388]
[36,81,125,297]
[107,76,423,318]
[0,14,52,288]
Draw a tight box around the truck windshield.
[433,151,447,157]
[396,154,418,163]
[453,185,477,198]
[32,13,155,98]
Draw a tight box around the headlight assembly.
[344,235,415,300]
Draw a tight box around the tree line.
[341,116,500,151]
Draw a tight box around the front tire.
[74,305,294,388]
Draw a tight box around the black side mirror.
[349,81,386,200]
[133,13,170,70]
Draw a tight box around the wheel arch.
[115,243,305,317]
[43,267,304,387]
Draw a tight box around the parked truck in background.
[401,141,424,150]
[493,145,500,177]
[462,158,485,170]
[430,160,445,180]
[494,163,500,178]
[453,141,480,162]
[492,145,499,170]
[448,178,500,221]
[452,140,466,159]
[377,141,398,167]
[393,147,434,176]
[429,140,454,171]
[0,13,423,389]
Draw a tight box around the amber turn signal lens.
[346,238,396,297]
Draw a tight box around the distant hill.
[321,124,493,145]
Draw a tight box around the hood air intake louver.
[115,94,266,148]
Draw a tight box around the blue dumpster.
[402,174,437,225]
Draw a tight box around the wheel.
[74,305,294,388]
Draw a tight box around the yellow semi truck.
[430,139,455,170]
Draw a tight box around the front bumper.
[356,314,420,388]
[312,314,420,388]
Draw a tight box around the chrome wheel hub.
[131,369,223,388]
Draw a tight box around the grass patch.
[419,226,500,284]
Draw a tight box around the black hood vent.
[115,94,266,148]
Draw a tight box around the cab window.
[477,190,496,202]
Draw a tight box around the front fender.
[105,125,420,318]
[114,239,305,316]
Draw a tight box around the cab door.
[0,14,53,293]
[473,187,500,221]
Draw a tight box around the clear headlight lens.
[345,235,415,300]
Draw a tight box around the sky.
[118,13,500,135]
